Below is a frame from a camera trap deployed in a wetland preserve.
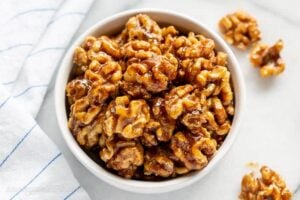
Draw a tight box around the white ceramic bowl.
[55,9,245,194]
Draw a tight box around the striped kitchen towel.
[0,0,94,199]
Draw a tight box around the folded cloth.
[0,0,94,199]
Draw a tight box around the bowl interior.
[55,9,245,193]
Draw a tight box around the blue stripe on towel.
[0,123,37,167]
[9,152,62,200]
[64,186,81,200]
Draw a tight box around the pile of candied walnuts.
[219,10,285,77]
[240,166,292,200]
[66,14,234,179]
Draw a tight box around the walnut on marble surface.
[66,14,235,180]
[250,40,285,77]
[239,166,292,200]
[219,10,261,49]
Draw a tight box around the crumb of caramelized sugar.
[245,162,259,170]
[250,39,285,77]
[239,165,292,200]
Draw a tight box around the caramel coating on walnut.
[144,149,174,177]
[66,78,89,104]
[164,85,201,119]
[85,60,122,103]
[123,14,162,42]
[100,138,144,178]
[240,166,292,200]
[170,132,217,170]
[219,10,261,49]
[123,51,178,93]
[103,96,150,139]
[66,14,235,180]
[250,40,285,77]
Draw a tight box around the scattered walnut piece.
[250,39,285,77]
[219,10,261,49]
[239,166,292,200]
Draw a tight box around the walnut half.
[250,40,285,77]
[219,10,261,49]
[239,166,292,200]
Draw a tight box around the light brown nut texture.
[124,53,178,93]
[144,148,174,177]
[100,139,144,179]
[69,97,101,126]
[239,166,292,200]
[66,14,235,180]
[103,96,151,139]
[170,132,217,170]
[219,10,261,49]
[123,14,162,42]
[75,112,105,149]
[164,85,201,119]
[250,40,285,77]
[66,78,89,104]
[85,60,122,103]
[152,97,176,142]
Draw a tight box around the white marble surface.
[36,0,300,199]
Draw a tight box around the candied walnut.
[87,36,121,59]
[210,97,228,124]
[66,78,89,104]
[121,40,161,59]
[123,14,162,42]
[66,14,235,180]
[152,97,176,142]
[164,85,201,119]
[68,97,101,126]
[181,108,231,136]
[219,10,261,49]
[103,96,150,139]
[181,110,210,136]
[81,36,97,50]
[240,166,292,200]
[144,148,174,177]
[75,112,105,149]
[100,138,144,178]
[120,81,152,99]
[124,53,178,93]
[250,40,285,77]
[160,26,179,54]
[170,132,217,170]
[73,47,88,67]
[173,33,215,59]
[140,119,160,147]
[85,60,122,103]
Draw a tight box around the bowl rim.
[55,8,246,194]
